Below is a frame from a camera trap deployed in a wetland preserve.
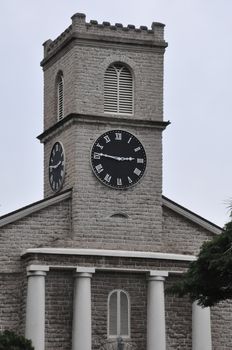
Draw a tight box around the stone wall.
[0,198,71,334]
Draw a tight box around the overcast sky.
[0,0,231,227]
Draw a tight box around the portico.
[24,257,212,350]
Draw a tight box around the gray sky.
[0,0,232,227]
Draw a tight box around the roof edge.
[0,189,72,228]
[162,195,222,235]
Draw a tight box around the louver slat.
[57,75,64,120]
[104,66,118,113]
[104,64,133,114]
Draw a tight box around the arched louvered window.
[108,290,130,338]
[57,73,64,121]
[104,63,133,115]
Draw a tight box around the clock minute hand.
[120,157,135,161]
[99,153,122,161]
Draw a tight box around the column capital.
[27,271,47,277]
[75,267,95,274]
[74,272,93,279]
[27,264,50,272]
[148,270,169,281]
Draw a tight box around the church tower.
[38,13,169,251]
[0,12,226,350]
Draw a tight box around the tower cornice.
[37,113,170,143]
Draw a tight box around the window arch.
[108,289,130,338]
[57,73,64,121]
[104,63,133,115]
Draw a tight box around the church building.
[0,13,231,350]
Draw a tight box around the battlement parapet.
[43,13,166,61]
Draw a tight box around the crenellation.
[42,13,167,62]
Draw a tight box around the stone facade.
[0,12,229,350]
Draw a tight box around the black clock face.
[49,142,65,192]
[91,130,147,189]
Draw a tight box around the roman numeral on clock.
[96,164,104,173]
[134,168,141,176]
[104,135,111,143]
[127,176,132,184]
[115,132,122,140]
[96,143,104,150]
[94,152,101,159]
[104,174,112,183]
[117,178,122,186]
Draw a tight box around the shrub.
[0,330,34,350]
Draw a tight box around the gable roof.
[162,196,222,235]
[0,189,222,235]
[0,189,72,228]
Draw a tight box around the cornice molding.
[41,32,167,67]
[21,247,196,262]
[38,113,170,143]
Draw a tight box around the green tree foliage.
[170,221,232,307]
[0,330,34,350]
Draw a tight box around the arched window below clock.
[56,72,64,121]
[108,289,130,339]
[104,63,134,115]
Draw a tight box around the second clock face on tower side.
[91,130,147,189]
[49,141,65,192]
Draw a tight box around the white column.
[147,271,168,350]
[72,268,95,350]
[25,265,49,350]
[192,301,212,350]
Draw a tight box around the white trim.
[0,191,71,228]
[162,197,222,235]
[30,265,185,275]
[22,248,196,262]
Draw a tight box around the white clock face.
[49,142,65,192]
[91,130,147,189]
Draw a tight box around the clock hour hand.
[49,161,61,169]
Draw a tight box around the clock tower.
[39,13,167,250]
[38,13,169,251]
